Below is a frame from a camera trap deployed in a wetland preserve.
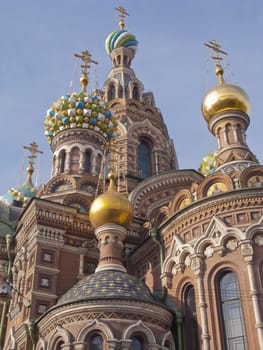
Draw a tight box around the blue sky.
[0,0,262,194]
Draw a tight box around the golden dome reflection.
[202,83,250,123]
[89,173,133,229]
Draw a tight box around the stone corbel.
[120,339,132,350]
[106,339,119,350]
[160,272,173,289]
[240,240,253,262]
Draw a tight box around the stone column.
[65,150,71,173]
[241,241,263,349]
[79,151,85,174]
[191,255,210,350]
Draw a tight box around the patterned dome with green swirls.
[199,150,219,176]
[44,92,118,144]
[105,29,138,55]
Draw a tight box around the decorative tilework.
[58,270,154,305]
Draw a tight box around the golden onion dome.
[89,173,133,229]
[202,82,250,123]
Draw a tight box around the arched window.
[119,85,123,98]
[132,85,139,100]
[219,271,247,349]
[138,140,151,178]
[89,334,103,350]
[84,150,91,172]
[71,147,80,173]
[109,84,115,100]
[54,340,64,350]
[131,335,144,350]
[183,285,199,350]
[59,150,66,173]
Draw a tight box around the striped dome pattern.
[105,29,138,54]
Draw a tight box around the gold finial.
[74,50,98,92]
[23,142,43,186]
[115,6,129,29]
[204,40,228,85]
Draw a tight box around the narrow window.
[132,85,139,100]
[84,150,91,172]
[131,335,144,350]
[219,271,247,349]
[71,147,80,173]
[184,285,199,350]
[138,140,151,178]
[89,335,103,350]
[59,150,66,173]
[109,84,115,100]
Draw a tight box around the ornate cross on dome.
[24,142,43,166]
[23,142,43,186]
[115,6,129,29]
[74,50,98,92]
[204,40,228,84]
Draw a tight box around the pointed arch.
[122,320,156,344]
[48,325,73,349]
[77,319,113,342]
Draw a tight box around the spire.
[204,40,228,85]
[115,6,129,29]
[74,50,98,92]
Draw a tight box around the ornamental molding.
[130,170,203,217]
[161,189,263,234]
[161,214,258,287]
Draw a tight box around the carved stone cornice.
[36,299,173,338]
[161,188,263,241]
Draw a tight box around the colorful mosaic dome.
[57,270,154,305]
[105,29,138,55]
[0,184,36,207]
[44,92,118,144]
[199,150,219,176]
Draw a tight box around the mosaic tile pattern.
[58,270,154,305]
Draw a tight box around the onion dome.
[202,41,250,123]
[202,81,250,123]
[105,29,138,55]
[89,173,132,229]
[44,92,118,144]
[0,164,37,207]
[199,149,219,176]
[57,270,154,305]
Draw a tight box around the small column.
[79,151,85,174]
[241,241,263,349]
[65,150,71,173]
[191,255,210,350]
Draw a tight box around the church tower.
[103,7,178,194]
[201,40,258,175]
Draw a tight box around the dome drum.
[208,110,250,135]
